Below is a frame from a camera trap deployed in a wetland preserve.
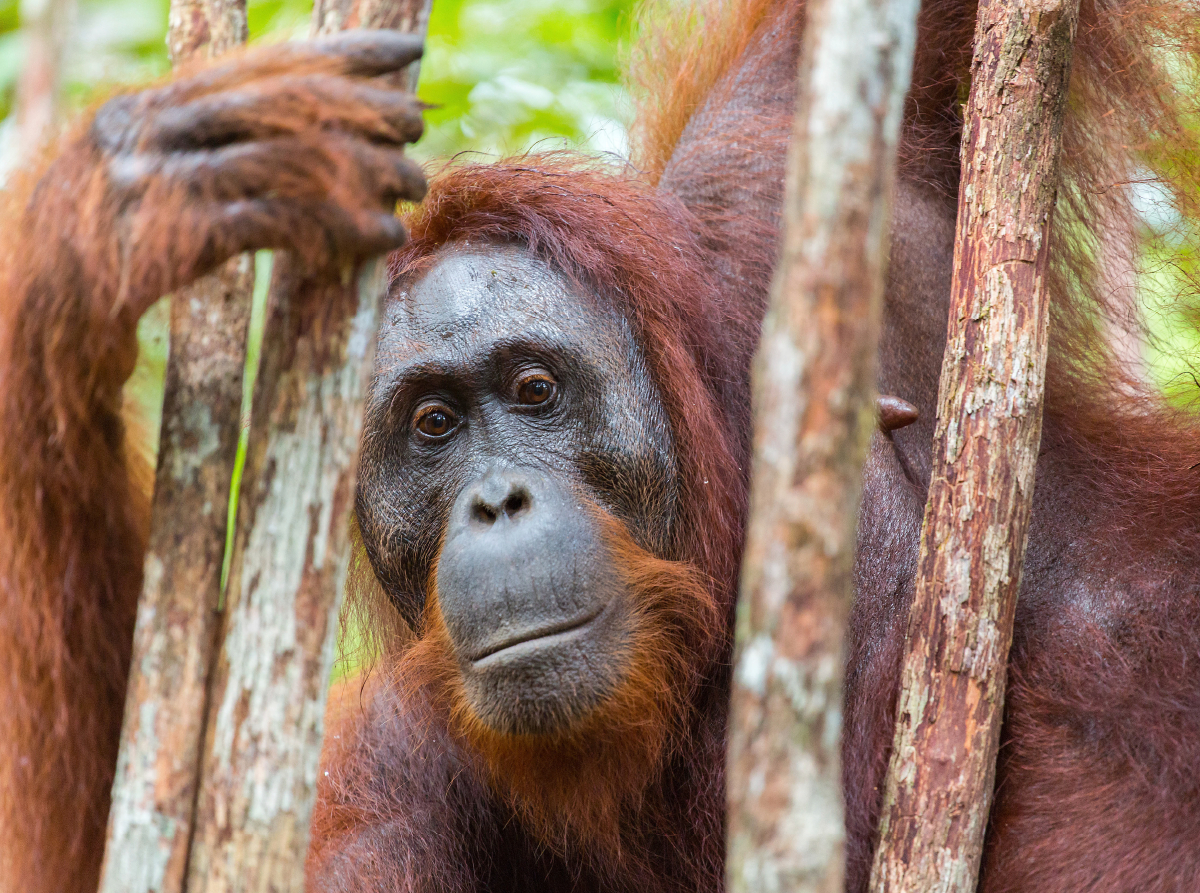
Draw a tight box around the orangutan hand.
[88,30,427,286]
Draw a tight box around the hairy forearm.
[0,127,152,893]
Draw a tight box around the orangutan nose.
[466,470,533,526]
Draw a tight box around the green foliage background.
[0,0,635,157]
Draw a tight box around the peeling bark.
[182,4,432,890]
[867,3,1081,892]
[98,5,252,891]
[724,1,920,891]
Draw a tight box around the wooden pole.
[868,2,1081,891]
[724,0,920,891]
[182,3,432,891]
[98,3,252,891]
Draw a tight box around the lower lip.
[470,603,607,666]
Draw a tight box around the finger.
[210,198,409,268]
[305,30,424,78]
[334,137,428,205]
[111,139,328,201]
[173,31,423,97]
[113,135,426,210]
[145,76,425,150]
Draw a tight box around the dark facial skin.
[356,246,677,733]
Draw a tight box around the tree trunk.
[98,5,251,892]
[14,0,75,154]
[724,1,920,891]
[867,3,1081,892]
[167,0,248,63]
[182,4,432,891]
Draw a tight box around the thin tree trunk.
[98,4,251,892]
[14,0,74,154]
[724,1,920,891]
[182,3,432,891]
[867,3,1080,892]
[167,0,249,61]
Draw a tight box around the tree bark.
[724,1,920,891]
[98,5,252,893]
[867,3,1081,892]
[182,4,432,891]
[167,0,248,63]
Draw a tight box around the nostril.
[471,500,498,526]
[503,489,530,519]
[462,476,536,529]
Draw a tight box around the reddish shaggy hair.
[0,43,434,893]
[323,158,759,881]
[347,1,1200,890]
[845,0,1200,887]
[3,0,1200,888]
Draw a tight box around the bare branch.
[98,3,251,890]
[868,2,1082,891]
[725,1,920,890]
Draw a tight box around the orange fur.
[0,39,423,892]
[0,129,152,893]
[6,0,1200,889]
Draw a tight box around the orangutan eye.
[516,372,556,406]
[413,402,458,439]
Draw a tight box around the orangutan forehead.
[383,245,633,356]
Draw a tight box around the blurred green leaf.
[414,0,634,160]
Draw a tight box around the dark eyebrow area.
[366,333,598,428]
[486,334,592,375]
[365,360,462,430]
